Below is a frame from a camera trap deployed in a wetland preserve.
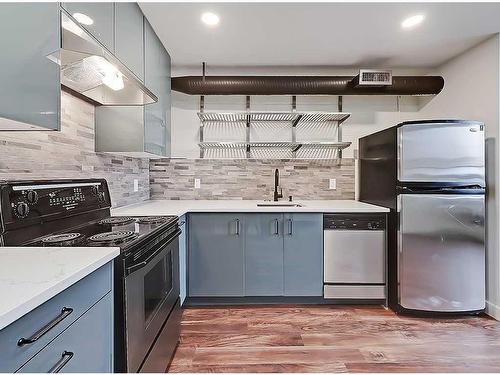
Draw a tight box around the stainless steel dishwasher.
[323,214,386,301]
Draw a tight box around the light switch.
[194,178,201,189]
[329,178,337,190]
[133,179,139,192]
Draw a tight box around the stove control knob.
[26,190,38,204]
[97,192,106,204]
[15,202,29,218]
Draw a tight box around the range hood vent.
[55,11,157,106]
[172,75,444,96]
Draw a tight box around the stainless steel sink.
[256,203,303,207]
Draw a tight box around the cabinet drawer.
[0,262,112,372]
[17,292,113,373]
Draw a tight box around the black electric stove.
[25,214,178,250]
[0,179,177,250]
[0,179,181,373]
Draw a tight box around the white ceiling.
[139,2,500,70]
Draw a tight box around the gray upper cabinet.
[95,8,171,158]
[144,19,171,157]
[164,51,172,157]
[114,3,144,81]
[245,214,284,296]
[0,3,60,131]
[61,2,115,52]
[188,214,245,297]
[283,214,323,296]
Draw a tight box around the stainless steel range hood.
[52,11,157,106]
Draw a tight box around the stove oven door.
[124,231,180,372]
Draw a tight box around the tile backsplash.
[0,92,149,207]
[0,92,356,206]
[150,158,355,200]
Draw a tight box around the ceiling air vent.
[353,69,393,86]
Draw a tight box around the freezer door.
[398,194,485,312]
[398,122,484,185]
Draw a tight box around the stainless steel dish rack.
[197,96,351,159]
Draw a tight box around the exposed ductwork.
[171,75,444,96]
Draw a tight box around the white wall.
[417,35,500,319]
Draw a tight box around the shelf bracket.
[337,95,343,160]
[246,96,251,158]
[199,95,205,158]
[291,96,298,157]
[291,114,303,128]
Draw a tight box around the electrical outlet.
[329,178,337,190]
[133,179,139,192]
[194,178,201,189]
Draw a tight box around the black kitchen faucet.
[273,168,283,201]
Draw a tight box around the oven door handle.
[125,229,181,276]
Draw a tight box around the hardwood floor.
[168,305,500,373]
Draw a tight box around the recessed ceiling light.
[401,14,425,29]
[73,12,94,26]
[201,12,220,26]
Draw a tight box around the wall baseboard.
[486,300,500,320]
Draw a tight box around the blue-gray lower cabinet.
[17,292,113,373]
[0,262,113,373]
[283,214,323,296]
[179,215,187,305]
[245,214,284,296]
[187,213,323,298]
[188,214,245,297]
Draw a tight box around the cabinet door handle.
[274,219,279,236]
[235,219,240,236]
[17,307,73,346]
[287,219,293,235]
[49,351,74,373]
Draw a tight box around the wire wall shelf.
[197,96,351,159]
[197,111,351,126]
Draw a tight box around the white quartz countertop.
[0,247,119,330]
[112,199,389,217]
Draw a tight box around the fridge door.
[398,193,485,312]
[398,121,484,185]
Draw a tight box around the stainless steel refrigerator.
[360,120,485,315]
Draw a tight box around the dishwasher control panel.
[323,214,386,230]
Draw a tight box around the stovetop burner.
[99,217,136,226]
[136,216,170,225]
[41,232,83,246]
[88,230,138,245]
